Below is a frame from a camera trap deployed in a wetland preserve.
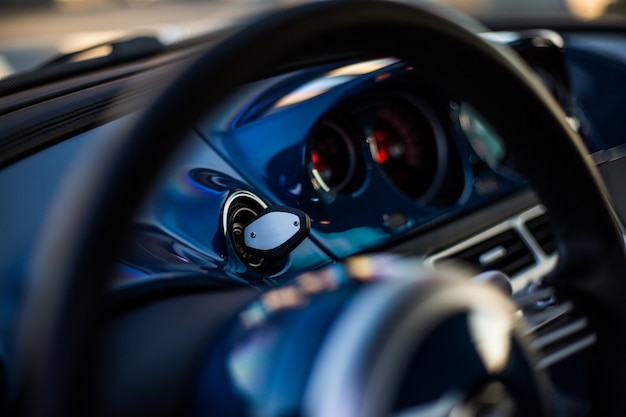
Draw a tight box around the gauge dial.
[458,102,506,170]
[309,120,361,193]
[370,97,441,200]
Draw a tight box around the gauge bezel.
[368,92,451,206]
[308,118,364,195]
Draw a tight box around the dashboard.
[111,29,580,292]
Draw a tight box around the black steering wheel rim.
[17,1,626,416]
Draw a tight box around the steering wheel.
[15,1,626,416]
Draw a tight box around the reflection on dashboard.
[273,58,399,110]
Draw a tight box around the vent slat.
[526,213,557,255]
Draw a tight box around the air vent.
[525,213,557,256]
[444,229,535,276]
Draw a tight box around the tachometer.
[369,96,443,201]
[309,120,362,193]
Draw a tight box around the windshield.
[0,0,624,77]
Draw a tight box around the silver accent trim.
[536,334,597,370]
[478,246,507,266]
[221,190,267,236]
[524,301,572,331]
[531,318,589,350]
[590,143,626,165]
[244,211,302,251]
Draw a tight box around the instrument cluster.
[204,40,568,258]
[306,85,516,211]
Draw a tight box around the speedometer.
[369,96,444,201]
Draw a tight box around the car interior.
[2,0,626,416]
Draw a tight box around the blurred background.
[0,0,625,77]
[0,0,264,76]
